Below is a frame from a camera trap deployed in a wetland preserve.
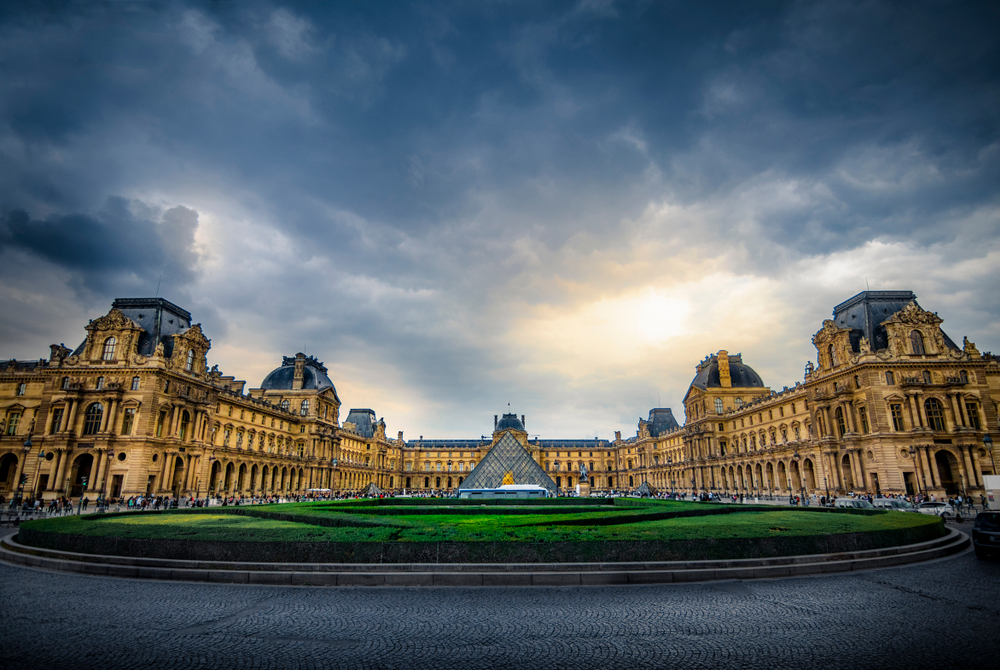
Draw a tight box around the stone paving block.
[580,571,629,586]
[79,563,109,576]
[135,566,173,580]
[105,564,138,578]
[530,572,581,586]
[385,572,434,587]
[433,572,484,587]
[207,571,249,584]
[172,569,210,582]
[671,569,715,583]
[291,572,338,586]
[250,571,293,585]
[482,572,532,586]
[338,573,385,586]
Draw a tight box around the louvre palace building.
[0,291,998,503]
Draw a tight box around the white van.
[872,498,916,512]
[834,498,875,510]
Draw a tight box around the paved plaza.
[1,533,998,670]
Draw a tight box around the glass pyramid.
[460,431,558,495]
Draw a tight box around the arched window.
[83,403,104,435]
[924,398,945,431]
[828,344,838,367]
[186,349,195,371]
[911,330,925,355]
[835,407,846,437]
[300,400,309,416]
[102,337,116,360]
[922,370,932,384]
[735,398,743,408]
[280,400,290,411]
[714,398,724,414]
[885,371,895,385]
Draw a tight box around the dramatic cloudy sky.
[1,1,998,439]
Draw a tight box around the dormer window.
[102,337,117,361]
[186,349,195,371]
[910,330,925,355]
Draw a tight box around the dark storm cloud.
[0,198,202,294]
[0,0,998,436]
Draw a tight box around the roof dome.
[689,352,764,390]
[496,413,525,432]
[260,354,336,393]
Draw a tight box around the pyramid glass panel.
[460,431,558,494]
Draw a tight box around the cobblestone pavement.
[1,538,998,670]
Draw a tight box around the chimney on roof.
[494,415,498,429]
[292,352,306,390]
[521,415,525,428]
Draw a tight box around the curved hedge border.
[17,518,945,564]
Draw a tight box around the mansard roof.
[831,290,959,352]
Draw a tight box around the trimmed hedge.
[17,519,945,563]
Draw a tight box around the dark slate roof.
[690,353,764,390]
[344,409,377,438]
[831,290,959,352]
[496,413,525,432]
[111,297,192,358]
[260,355,337,393]
[535,439,610,449]
[406,440,487,449]
[647,408,680,437]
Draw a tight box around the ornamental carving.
[883,301,942,327]
[87,308,140,332]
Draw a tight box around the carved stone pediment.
[882,301,942,327]
[88,308,142,333]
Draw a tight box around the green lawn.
[24,499,940,544]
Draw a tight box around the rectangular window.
[156,411,166,437]
[16,383,26,396]
[965,403,981,430]
[890,404,905,432]
[6,412,21,435]
[49,408,64,434]
[131,376,140,391]
[859,407,870,434]
[121,408,135,435]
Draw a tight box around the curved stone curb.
[0,529,969,587]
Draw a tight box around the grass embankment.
[16,498,945,564]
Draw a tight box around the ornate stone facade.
[1,291,997,502]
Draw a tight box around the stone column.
[108,400,120,435]
[949,395,964,430]
[54,449,70,492]
[66,400,79,436]
[923,447,938,488]
[91,450,105,491]
[967,446,983,487]
[917,396,930,430]
[961,447,977,488]
[158,452,170,492]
